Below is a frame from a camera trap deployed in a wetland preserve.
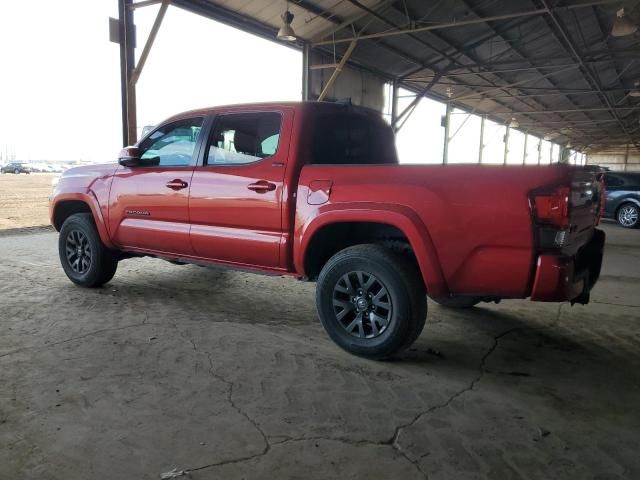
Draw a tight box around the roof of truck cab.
[164,101,381,124]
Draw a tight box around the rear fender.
[295,203,449,298]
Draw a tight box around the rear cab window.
[311,110,398,165]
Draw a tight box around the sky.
[0,0,301,163]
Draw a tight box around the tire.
[616,203,639,229]
[316,244,427,360]
[14,169,19,174]
[58,213,118,287]
[432,296,481,309]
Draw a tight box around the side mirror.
[118,146,141,167]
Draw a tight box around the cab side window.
[139,117,203,167]
[206,112,281,166]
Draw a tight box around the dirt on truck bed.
[0,173,57,230]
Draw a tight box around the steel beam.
[314,9,548,46]
[539,0,639,150]
[317,40,358,101]
[130,0,170,86]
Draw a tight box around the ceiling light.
[566,141,573,149]
[612,8,638,37]
[508,117,519,128]
[445,86,454,98]
[277,7,296,42]
[629,80,640,98]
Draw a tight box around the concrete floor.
[0,222,639,480]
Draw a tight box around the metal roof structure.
[120,0,640,153]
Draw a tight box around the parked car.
[1,162,31,174]
[603,172,640,228]
[50,102,606,359]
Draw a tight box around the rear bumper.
[530,229,605,304]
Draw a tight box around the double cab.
[50,102,605,359]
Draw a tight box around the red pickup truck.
[50,102,605,359]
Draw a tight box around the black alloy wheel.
[332,271,393,339]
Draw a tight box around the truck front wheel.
[316,244,426,360]
[58,213,118,287]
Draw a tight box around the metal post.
[537,137,542,165]
[624,144,629,171]
[391,78,399,129]
[478,114,485,164]
[443,103,451,164]
[302,43,311,101]
[523,133,528,165]
[503,125,510,165]
[118,0,137,146]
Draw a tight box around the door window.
[139,117,203,167]
[206,112,281,165]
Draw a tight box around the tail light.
[530,186,571,249]
[531,186,570,227]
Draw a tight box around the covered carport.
[116,0,639,168]
[2,2,640,480]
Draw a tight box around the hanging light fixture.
[629,80,640,98]
[277,2,296,42]
[543,133,553,141]
[612,8,638,37]
[566,141,573,149]
[508,117,519,128]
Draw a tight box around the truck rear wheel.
[316,244,426,360]
[58,213,118,288]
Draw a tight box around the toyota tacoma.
[50,102,606,359]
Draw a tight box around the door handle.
[247,181,276,193]
[166,179,188,190]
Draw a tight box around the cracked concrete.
[1,222,639,480]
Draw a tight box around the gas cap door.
[307,180,333,205]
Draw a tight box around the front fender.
[50,192,115,249]
[295,203,449,298]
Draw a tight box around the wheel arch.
[296,205,448,298]
[615,197,640,214]
[51,193,115,248]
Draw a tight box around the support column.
[391,78,399,129]
[443,103,451,164]
[538,138,542,165]
[523,133,528,165]
[503,125,510,165]
[302,43,311,101]
[118,0,137,146]
[478,114,485,164]
[624,144,629,171]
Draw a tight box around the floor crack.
[0,322,152,359]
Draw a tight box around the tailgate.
[566,168,605,255]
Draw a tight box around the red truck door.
[188,109,292,268]
[108,116,205,255]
